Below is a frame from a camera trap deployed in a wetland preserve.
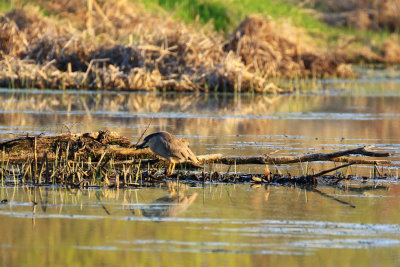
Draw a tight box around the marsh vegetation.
[1,0,400,92]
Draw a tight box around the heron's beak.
[135,141,148,150]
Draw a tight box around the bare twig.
[134,118,153,147]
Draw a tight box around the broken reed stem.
[1,150,4,186]
[34,137,37,184]
[135,159,141,183]
[81,58,109,86]
[12,165,16,185]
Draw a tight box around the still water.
[0,183,400,266]
[0,77,400,266]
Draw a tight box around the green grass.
[0,0,13,13]
[140,0,231,31]
[138,0,333,32]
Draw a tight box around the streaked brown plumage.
[136,132,198,174]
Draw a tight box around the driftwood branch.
[197,146,390,165]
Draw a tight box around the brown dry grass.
[224,15,354,78]
[298,0,400,32]
[0,0,357,92]
[295,0,400,64]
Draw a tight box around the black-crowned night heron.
[136,131,199,174]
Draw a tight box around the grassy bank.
[0,0,399,92]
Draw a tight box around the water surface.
[0,77,400,266]
[0,183,399,266]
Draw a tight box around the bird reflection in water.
[141,182,198,220]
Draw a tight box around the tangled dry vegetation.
[0,130,395,188]
[0,0,390,92]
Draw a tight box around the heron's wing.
[151,135,182,161]
[163,136,198,162]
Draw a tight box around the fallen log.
[197,146,391,165]
[0,131,392,167]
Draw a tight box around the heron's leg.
[167,163,172,175]
[170,162,176,174]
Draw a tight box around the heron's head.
[136,136,151,150]
[136,133,161,150]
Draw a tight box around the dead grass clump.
[0,56,82,89]
[45,0,186,44]
[383,36,400,64]
[0,7,67,58]
[224,15,355,78]
[0,12,29,57]
[311,0,400,32]
[343,46,383,63]
[338,36,400,64]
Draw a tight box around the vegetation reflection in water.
[1,182,400,266]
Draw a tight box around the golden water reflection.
[0,184,399,266]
